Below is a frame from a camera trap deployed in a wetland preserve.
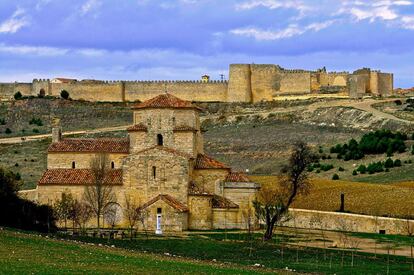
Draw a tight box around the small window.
[152,166,156,179]
[157,134,163,146]
[157,208,162,214]
[72,161,75,169]
[111,161,115,169]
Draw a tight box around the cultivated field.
[252,176,414,218]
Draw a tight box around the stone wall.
[212,208,239,229]
[47,152,127,169]
[279,72,311,95]
[188,195,213,229]
[281,208,414,235]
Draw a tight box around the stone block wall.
[188,195,213,229]
[47,152,127,169]
[212,209,239,229]
[281,208,414,235]
[279,72,311,95]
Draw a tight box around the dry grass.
[251,175,414,218]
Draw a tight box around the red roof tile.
[173,125,198,132]
[48,138,129,153]
[136,146,193,159]
[140,194,188,212]
[127,123,148,132]
[132,93,202,110]
[212,195,239,209]
[195,154,229,169]
[225,171,251,182]
[38,169,123,185]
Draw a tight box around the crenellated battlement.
[0,63,393,102]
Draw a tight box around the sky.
[0,0,413,87]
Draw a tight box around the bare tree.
[242,205,255,257]
[124,195,145,240]
[103,203,122,229]
[253,141,314,241]
[403,217,414,271]
[54,192,75,230]
[84,153,116,232]
[74,201,93,235]
[310,212,327,260]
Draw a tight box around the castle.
[26,93,260,231]
[0,64,393,103]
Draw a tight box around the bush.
[60,90,70,99]
[357,164,367,174]
[367,161,384,174]
[14,91,22,100]
[338,167,345,172]
[352,170,358,176]
[411,145,414,155]
[394,159,402,167]
[320,163,334,171]
[32,129,39,133]
[0,118,5,125]
[384,158,394,168]
[29,118,43,126]
[315,169,321,173]
[5,128,12,134]
[332,174,340,180]
[394,99,402,105]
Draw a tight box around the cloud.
[81,0,102,15]
[0,43,68,56]
[236,0,309,12]
[230,20,335,41]
[0,8,29,34]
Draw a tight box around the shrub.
[394,159,402,167]
[14,163,19,167]
[394,99,402,105]
[385,168,389,172]
[60,90,70,100]
[307,166,314,172]
[5,128,12,134]
[357,164,367,174]
[367,161,384,174]
[14,91,22,100]
[332,174,340,180]
[320,163,334,171]
[29,118,43,126]
[32,129,39,133]
[338,167,345,172]
[411,145,414,155]
[315,169,321,173]
[384,158,394,168]
[0,118,5,125]
[352,170,358,176]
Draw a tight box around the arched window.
[111,161,115,169]
[72,161,75,169]
[157,134,163,146]
[152,166,156,179]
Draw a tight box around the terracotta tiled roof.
[212,195,239,209]
[140,194,188,212]
[173,125,198,132]
[38,169,123,185]
[127,123,148,132]
[225,171,251,182]
[48,138,129,153]
[132,93,202,110]
[136,146,193,159]
[195,154,229,169]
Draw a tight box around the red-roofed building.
[31,93,259,232]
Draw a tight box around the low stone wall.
[282,208,414,235]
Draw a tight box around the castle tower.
[227,64,252,102]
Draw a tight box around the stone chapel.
[32,93,260,231]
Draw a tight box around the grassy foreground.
[0,229,270,275]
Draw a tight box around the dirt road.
[0,125,129,144]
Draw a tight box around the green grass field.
[0,229,270,275]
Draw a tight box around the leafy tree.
[254,141,314,241]
[54,192,75,230]
[394,159,402,167]
[352,170,358,176]
[60,90,70,99]
[14,91,22,100]
[384,158,394,168]
[357,164,367,174]
[5,128,12,134]
[332,174,340,180]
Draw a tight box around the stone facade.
[27,94,260,232]
[0,64,393,102]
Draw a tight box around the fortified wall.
[0,64,394,102]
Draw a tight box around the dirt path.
[307,98,411,124]
[0,125,129,144]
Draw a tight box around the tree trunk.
[411,244,413,271]
[263,222,275,241]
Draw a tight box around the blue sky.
[0,0,413,87]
